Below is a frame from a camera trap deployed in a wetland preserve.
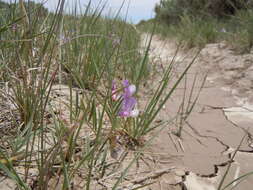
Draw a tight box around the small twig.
[178,138,185,152]
[131,167,176,184]
[117,167,176,190]
[168,132,179,152]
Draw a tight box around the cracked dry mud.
[139,34,253,190]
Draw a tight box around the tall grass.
[138,15,222,48]
[226,9,253,53]
[0,0,198,189]
[139,4,253,52]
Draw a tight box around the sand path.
[140,34,253,190]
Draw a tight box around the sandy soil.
[139,34,253,190]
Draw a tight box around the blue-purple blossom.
[118,80,139,118]
[122,80,136,97]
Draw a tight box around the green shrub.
[138,15,220,48]
[227,9,253,53]
[155,0,251,24]
[139,0,253,50]
[174,15,220,48]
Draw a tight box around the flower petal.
[118,80,138,118]
[123,80,129,87]
[119,97,136,117]
[127,85,136,96]
[130,109,139,117]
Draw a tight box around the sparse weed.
[174,73,206,137]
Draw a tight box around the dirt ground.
[137,34,253,190]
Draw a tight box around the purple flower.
[118,80,139,118]
[122,80,136,97]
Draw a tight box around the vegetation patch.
[0,1,195,189]
[138,0,253,52]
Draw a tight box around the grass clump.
[226,9,253,53]
[155,0,251,23]
[138,16,221,48]
[170,15,220,48]
[0,0,196,189]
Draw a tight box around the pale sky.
[3,0,161,23]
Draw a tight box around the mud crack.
[186,121,244,179]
